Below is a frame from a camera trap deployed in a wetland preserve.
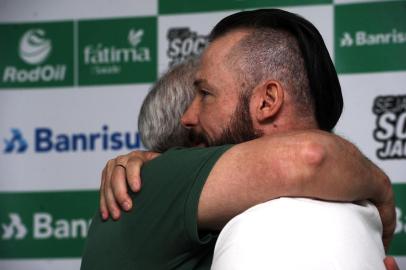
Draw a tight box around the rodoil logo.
[0,22,73,88]
[19,29,52,65]
[2,125,142,154]
[2,28,66,84]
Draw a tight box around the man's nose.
[181,98,199,128]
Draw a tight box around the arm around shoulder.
[197,129,395,248]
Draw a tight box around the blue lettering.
[55,134,69,152]
[32,126,140,153]
[35,128,53,152]
[110,132,123,150]
[126,132,140,149]
[102,125,109,150]
[89,133,100,150]
[72,133,87,151]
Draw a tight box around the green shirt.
[81,145,232,270]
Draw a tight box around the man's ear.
[254,80,284,123]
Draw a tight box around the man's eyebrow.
[193,79,215,92]
[193,79,204,88]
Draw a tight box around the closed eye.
[199,89,210,97]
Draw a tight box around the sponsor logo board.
[158,0,331,14]
[0,22,74,88]
[390,183,406,255]
[373,95,406,160]
[166,27,209,67]
[78,17,157,85]
[2,125,142,155]
[0,191,98,258]
[335,1,406,73]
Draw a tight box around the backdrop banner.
[1,0,405,269]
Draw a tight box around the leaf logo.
[128,29,144,47]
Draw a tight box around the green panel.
[0,21,74,88]
[78,17,157,86]
[0,191,98,258]
[335,1,406,74]
[388,183,406,255]
[159,0,331,14]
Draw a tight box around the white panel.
[0,0,157,22]
[158,5,333,74]
[394,256,406,269]
[158,11,234,74]
[0,259,81,270]
[334,0,394,5]
[335,71,406,183]
[282,5,334,60]
[0,84,150,191]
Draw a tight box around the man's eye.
[199,89,210,97]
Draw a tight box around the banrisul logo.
[388,183,406,255]
[2,213,28,240]
[3,128,28,153]
[2,125,142,154]
[0,22,74,88]
[0,191,98,258]
[373,95,406,159]
[167,27,208,67]
[335,1,406,73]
[339,29,406,48]
[79,17,157,85]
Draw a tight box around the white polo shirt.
[212,198,385,270]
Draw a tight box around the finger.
[99,166,109,220]
[146,151,160,160]
[111,165,132,211]
[104,160,121,220]
[105,159,116,196]
[384,257,399,270]
[116,154,129,167]
[104,177,121,220]
[126,157,144,192]
[380,201,396,251]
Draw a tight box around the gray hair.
[138,58,198,152]
[227,28,315,118]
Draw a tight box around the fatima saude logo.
[83,28,151,76]
[19,29,52,65]
[1,213,28,240]
[3,128,28,154]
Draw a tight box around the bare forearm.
[198,130,392,231]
